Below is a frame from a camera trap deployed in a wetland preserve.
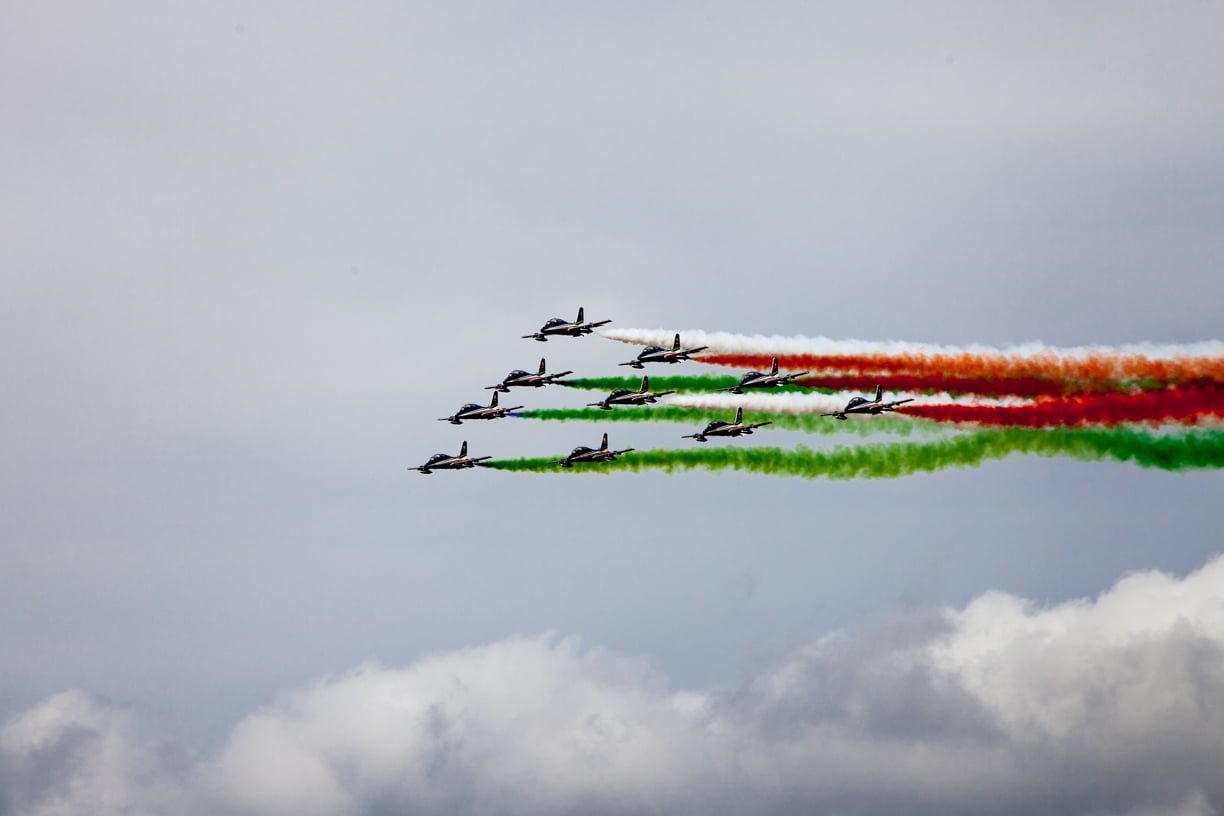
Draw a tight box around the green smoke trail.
[516,406,936,437]
[483,427,1224,479]
[559,375,827,394]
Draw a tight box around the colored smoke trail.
[601,328,1224,384]
[795,373,1168,398]
[516,407,933,437]
[902,384,1224,428]
[483,428,1224,479]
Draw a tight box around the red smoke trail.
[796,374,1131,398]
[902,384,1224,428]
[702,352,1224,384]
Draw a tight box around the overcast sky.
[2,2,1223,815]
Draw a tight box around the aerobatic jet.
[553,433,635,467]
[486,358,574,392]
[586,376,676,410]
[437,391,523,424]
[617,334,709,368]
[521,306,611,341]
[411,441,492,474]
[717,358,809,393]
[821,385,914,420]
[681,407,772,442]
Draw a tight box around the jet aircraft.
[681,407,772,442]
[554,433,635,467]
[486,358,574,392]
[521,306,611,341]
[586,376,676,410]
[411,441,492,474]
[617,334,709,368]
[717,358,809,393]
[821,385,914,420]
[437,391,523,424]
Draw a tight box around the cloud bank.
[4,556,1223,816]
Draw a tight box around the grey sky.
[2,2,1222,814]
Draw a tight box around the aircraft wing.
[586,320,612,329]
[747,421,773,430]
[883,398,915,410]
[618,360,644,368]
[684,345,709,354]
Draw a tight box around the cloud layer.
[4,556,1223,816]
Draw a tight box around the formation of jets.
[821,386,914,420]
[413,307,919,473]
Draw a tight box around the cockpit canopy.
[641,345,663,355]
[705,421,728,431]
[608,389,631,398]
[426,453,450,465]
[542,318,567,328]
[744,371,763,380]
[846,396,869,409]
[569,446,594,457]
[460,403,483,413]
[506,369,528,379]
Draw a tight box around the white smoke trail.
[664,392,1038,415]
[600,328,1224,361]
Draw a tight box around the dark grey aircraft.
[554,433,635,467]
[438,391,523,425]
[522,306,611,341]
[411,441,492,474]
[586,376,676,410]
[681,407,772,442]
[618,334,709,368]
[486,358,574,392]
[717,358,809,393]
[821,385,914,420]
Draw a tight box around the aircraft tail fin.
[538,358,547,375]
[672,333,681,351]
[459,441,468,457]
[770,358,779,375]
[640,376,649,393]
[576,306,585,323]
[600,433,609,450]
[489,391,498,407]
[734,407,743,424]
[874,385,883,403]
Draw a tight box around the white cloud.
[4,556,1224,816]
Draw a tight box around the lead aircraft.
[411,441,492,474]
[486,358,574,392]
[554,433,635,467]
[681,407,772,442]
[821,385,914,420]
[586,376,676,410]
[521,306,611,341]
[618,334,709,368]
[717,358,809,393]
[438,391,523,424]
